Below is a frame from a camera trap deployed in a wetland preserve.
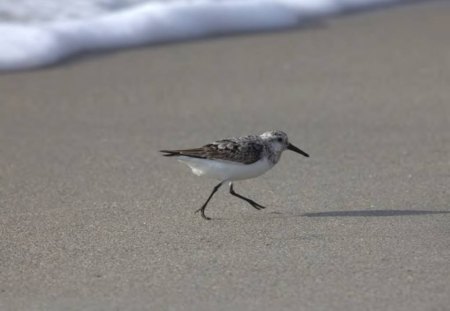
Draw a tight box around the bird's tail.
[160,150,181,157]
[160,148,206,159]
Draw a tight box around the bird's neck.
[265,147,282,165]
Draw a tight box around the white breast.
[177,156,273,181]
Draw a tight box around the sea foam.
[0,0,397,71]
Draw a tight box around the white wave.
[0,0,397,71]
[0,0,151,23]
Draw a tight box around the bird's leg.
[229,182,266,210]
[195,182,223,220]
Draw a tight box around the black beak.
[287,143,309,157]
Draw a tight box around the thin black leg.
[195,182,223,220]
[229,183,266,210]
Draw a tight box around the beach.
[1,2,449,310]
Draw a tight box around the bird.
[160,130,309,220]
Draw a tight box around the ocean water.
[0,0,398,71]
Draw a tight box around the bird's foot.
[249,201,267,210]
[195,208,211,220]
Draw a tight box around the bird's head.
[260,130,309,159]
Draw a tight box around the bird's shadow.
[300,209,450,217]
[203,209,450,221]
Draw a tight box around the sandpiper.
[160,130,309,220]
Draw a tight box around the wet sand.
[1,3,449,310]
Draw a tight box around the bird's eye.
[277,138,283,142]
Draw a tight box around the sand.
[1,2,449,310]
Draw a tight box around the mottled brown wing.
[160,138,264,164]
[202,139,264,164]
